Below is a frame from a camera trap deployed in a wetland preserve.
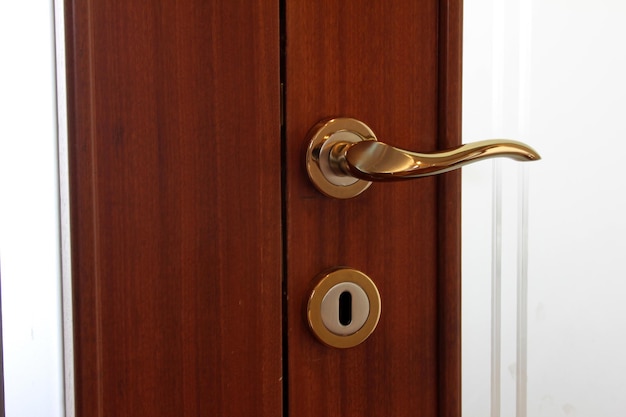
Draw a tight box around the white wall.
[463,0,626,416]
[0,1,65,416]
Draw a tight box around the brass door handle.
[306,118,541,198]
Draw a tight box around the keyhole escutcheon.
[308,267,381,349]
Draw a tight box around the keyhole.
[339,291,352,326]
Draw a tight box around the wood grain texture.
[436,1,463,416]
[285,0,461,416]
[64,0,282,416]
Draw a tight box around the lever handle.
[345,139,539,181]
[306,118,541,198]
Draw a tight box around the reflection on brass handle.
[306,118,541,199]
[345,139,539,180]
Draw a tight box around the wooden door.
[63,0,460,416]
[285,2,461,416]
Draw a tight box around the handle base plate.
[305,118,376,199]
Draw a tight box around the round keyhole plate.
[307,267,381,348]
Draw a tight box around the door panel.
[64,0,460,415]
[285,1,461,416]
[64,0,282,415]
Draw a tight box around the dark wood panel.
[436,0,463,415]
[64,0,282,416]
[285,0,461,416]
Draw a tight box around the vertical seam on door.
[279,0,289,415]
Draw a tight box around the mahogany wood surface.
[285,0,462,416]
[64,0,282,415]
[436,1,463,415]
[65,0,461,415]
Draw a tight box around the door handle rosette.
[305,118,541,199]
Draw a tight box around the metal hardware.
[307,268,381,349]
[306,118,541,198]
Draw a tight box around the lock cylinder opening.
[338,291,352,326]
